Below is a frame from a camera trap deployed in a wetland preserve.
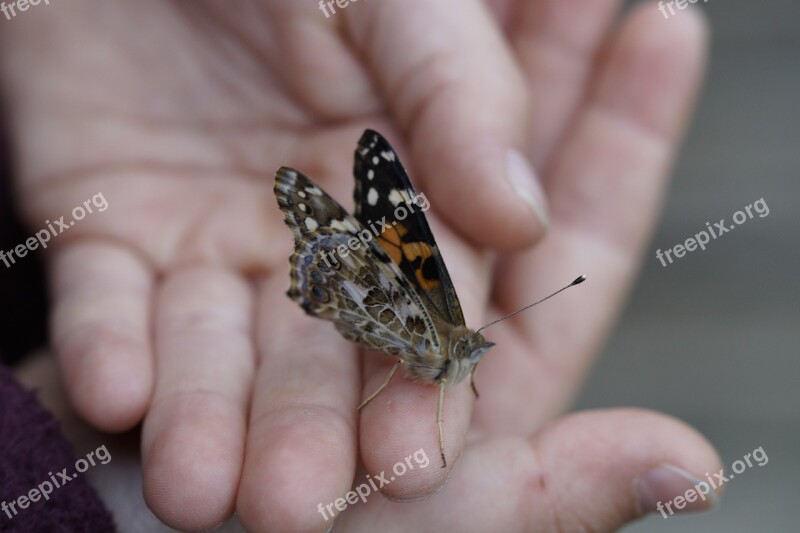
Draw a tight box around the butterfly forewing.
[353,130,465,329]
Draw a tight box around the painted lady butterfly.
[274,130,584,467]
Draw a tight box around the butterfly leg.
[437,378,447,468]
[470,364,480,399]
[358,360,401,410]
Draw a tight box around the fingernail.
[506,149,549,228]
[635,464,720,517]
[383,470,451,503]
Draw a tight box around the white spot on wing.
[381,150,396,161]
[367,188,379,206]
[367,169,375,180]
[304,217,319,231]
[305,186,323,196]
[372,156,380,165]
[299,203,307,212]
[343,219,358,233]
[297,190,307,199]
[388,189,404,206]
[330,219,347,231]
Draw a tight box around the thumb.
[528,409,724,529]
[340,409,725,532]
[345,0,547,250]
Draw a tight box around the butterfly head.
[442,327,495,385]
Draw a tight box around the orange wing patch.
[376,223,406,264]
[377,224,441,290]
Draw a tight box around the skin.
[0,0,719,531]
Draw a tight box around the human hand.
[0,0,717,531]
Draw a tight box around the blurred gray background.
[576,1,800,531]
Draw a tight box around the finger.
[142,267,254,530]
[236,275,360,533]
[358,353,474,499]
[346,0,548,250]
[509,0,622,166]
[336,409,723,531]
[357,221,487,499]
[542,3,709,244]
[486,4,709,430]
[527,410,723,527]
[50,241,153,432]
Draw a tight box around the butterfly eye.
[454,340,469,358]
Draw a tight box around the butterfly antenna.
[476,275,587,333]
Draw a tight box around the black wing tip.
[360,128,380,141]
[358,129,395,150]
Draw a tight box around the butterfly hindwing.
[274,166,441,356]
[353,130,465,328]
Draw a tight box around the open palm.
[0,0,720,531]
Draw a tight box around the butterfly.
[274,129,584,468]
